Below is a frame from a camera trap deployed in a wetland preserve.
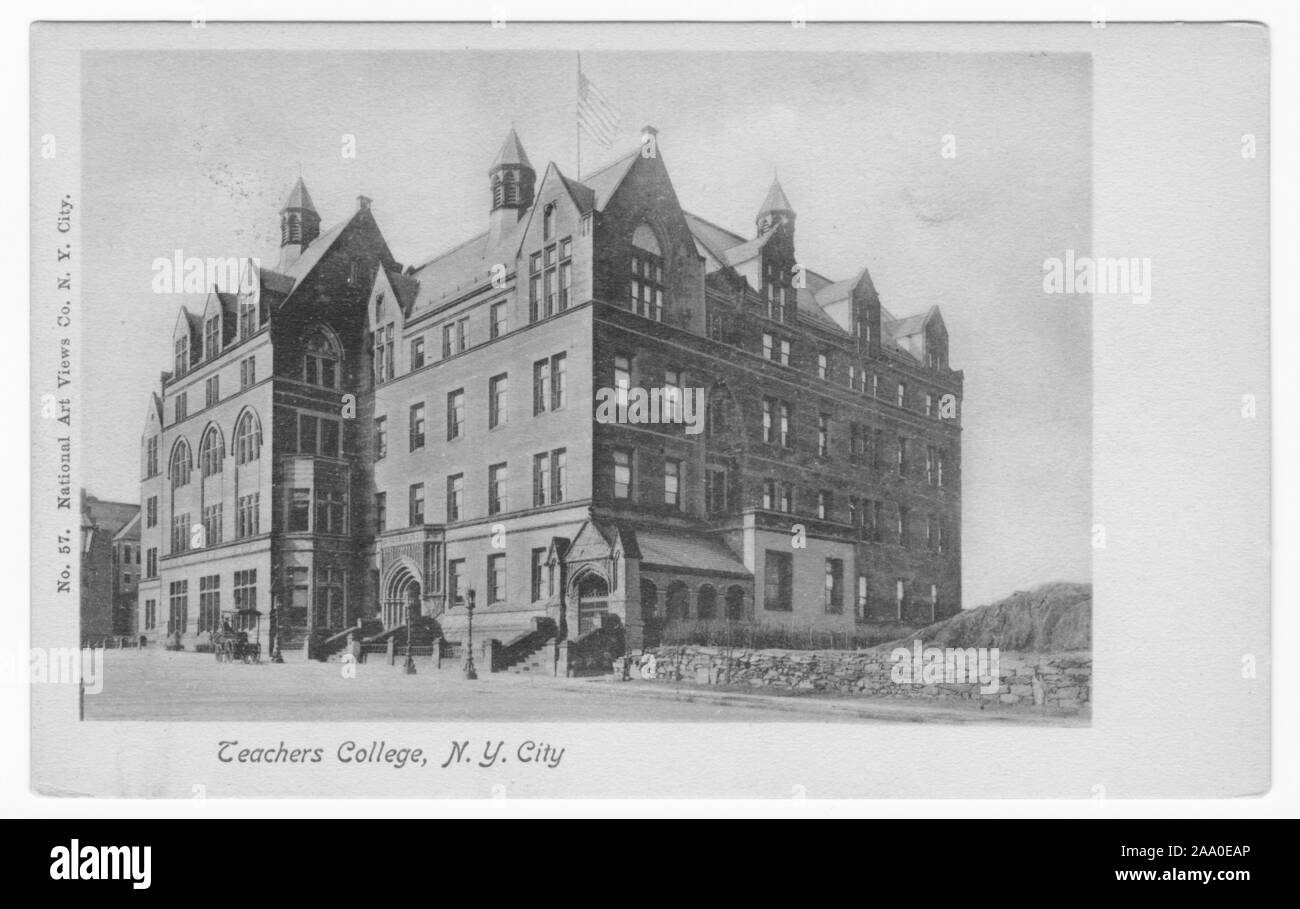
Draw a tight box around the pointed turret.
[488,129,536,242]
[279,176,321,269]
[756,176,796,238]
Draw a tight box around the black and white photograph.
[22,15,1273,809]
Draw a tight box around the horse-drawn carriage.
[212,609,263,663]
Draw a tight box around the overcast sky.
[81,49,1091,607]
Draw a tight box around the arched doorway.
[576,572,610,636]
[697,584,718,620]
[725,585,745,621]
[665,581,689,624]
[383,567,421,628]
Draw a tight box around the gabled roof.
[282,176,316,212]
[112,511,141,543]
[407,223,520,313]
[632,526,749,578]
[580,149,640,212]
[82,496,138,538]
[682,212,745,265]
[384,267,420,315]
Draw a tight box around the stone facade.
[623,645,1091,712]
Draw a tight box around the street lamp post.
[463,588,478,680]
[404,595,417,675]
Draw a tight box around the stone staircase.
[502,636,556,674]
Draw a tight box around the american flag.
[577,71,619,148]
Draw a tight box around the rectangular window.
[456,317,469,353]
[202,503,222,546]
[896,579,906,620]
[779,339,791,366]
[559,259,572,311]
[927,513,937,551]
[175,392,188,423]
[533,452,551,507]
[171,514,190,553]
[197,575,220,633]
[629,248,664,321]
[872,374,879,398]
[817,353,828,380]
[447,389,464,439]
[488,463,508,515]
[762,333,774,361]
[411,336,425,370]
[241,356,255,389]
[897,382,906,408]
[448,559,466,607]
[409,403,425,450]
[446,474,463,522]
[487,553,506,604]
[146,547,157,579]
[818,490,831,521]
[314,568,346,628]
[374,492,386,533]
[529,253,542,323]
[612,449,633,499]
[664,458,681,508]
[856,575,869,622]
[824,559,844,614]
[872,429,882,470]
[289,488,311,532]
[533,358,550,416]
[552,448,567,503]
[204,316,221,361]
[146,496,157,528]
[408,483,425,526]
[779,401,792,448]
[489,374,508,428]
[925,393,934,417]
[298,414,318,455]
[706,467,728,513]
[763,479,776,511]
[144,599,157,631]
[490,300,508,338]
[818,413,830,458]
[441,323,454,359]
[938,451,946,488]
[314,487,346,534]
[373,323,394,384]
[898,505,911,547]
[708,312,724,342]
[168,580,189,635]
[926,446,936,485]
[531,548,547,602]
[146,436,159,478]
[552,353,566,410]
[613,355,631,410]
[898,437,907,476]
[205,375,219,408]
[762,397,774,443]
[780,482,793,514]
[374,416,387,460]
[235,492,258,539]
[663,368,682,422]
[174,337,189,378]
[763,551,793,612]
[233,569,258,615]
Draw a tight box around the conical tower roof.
[491,128,533,171]
[282,176,317,212]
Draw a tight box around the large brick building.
[136,128,962,654]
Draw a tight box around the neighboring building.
[137,127,962,653]
[80,492,139,645]
[112,511,141,639]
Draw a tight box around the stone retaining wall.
[620,645,1091,712]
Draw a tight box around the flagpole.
[576,52,582,180]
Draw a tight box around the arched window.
[199,426,225,478]
[170,439,192,489]
[234,410,262,465]
[630,224,664,322]
[543,203,555,241]
[302,327,341,388]
[665,581,689,623]
[697,584,717,620]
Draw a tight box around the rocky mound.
[882,582,1091,652]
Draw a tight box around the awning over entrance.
[633,527,750,578]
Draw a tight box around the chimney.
[357,195,372,212]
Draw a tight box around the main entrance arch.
[574,571,610,636]
[382,564,422,628]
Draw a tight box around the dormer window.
[174,336,189,378]
[239,298,256,341]
[204,316,221,361]
[630,224,664,322]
